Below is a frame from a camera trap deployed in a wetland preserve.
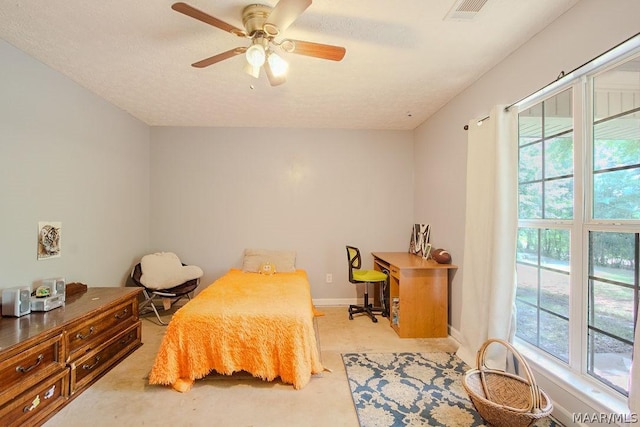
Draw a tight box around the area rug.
[342,352,562,427]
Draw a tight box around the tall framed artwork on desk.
[409,223,431,259]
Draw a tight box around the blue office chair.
[346,245,388,323]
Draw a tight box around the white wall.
[414,0,640,424]
[149,127,414,301]
[2,0,638,420]
[0,34,413,301]
[0,40,151,288]
[415,0,640,334]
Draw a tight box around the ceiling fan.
[171,0,346,86]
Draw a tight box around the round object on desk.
[432,248,452,264]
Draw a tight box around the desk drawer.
[0,334,65,407]
[69,321,141,394]
[389,265,400,279]
[0,368,68,427]
[66,299,136,359]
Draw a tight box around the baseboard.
[312,298,354,306]
[448,326,463,344]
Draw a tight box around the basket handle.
[475,338,543,413]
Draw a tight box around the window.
[587,231,639,394]
[515,49,640,397]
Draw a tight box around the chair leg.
[139,289,168,326]
[150,299,168,325]
[348,282,385,323]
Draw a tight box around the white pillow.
[242,248,296,273]
[140,252,203,290]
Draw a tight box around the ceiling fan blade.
[264,61,287,86]
[191,47,247,68]
[287,40,346,61]
[172,2,246,37]
[264,0,312,34]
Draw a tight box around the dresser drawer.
[69,321,141,394]
[0,334,65,407]
[0,368,68,427]
[66,299,136,359]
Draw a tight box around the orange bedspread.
[148,269,323,391]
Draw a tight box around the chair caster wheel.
[349,314,353,320]
[372,317,378,323]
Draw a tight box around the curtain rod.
[463,31,640,131]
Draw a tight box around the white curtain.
[456,105,518,370]
[630,314,640,412]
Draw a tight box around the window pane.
[588,231,638,396]
[590,280,635,341]
[593,168,640,219]
[518,88,574,221]
[592,56,640,221]
[518,182,542,218]
[544,178,574,219]
[545,135,574,178]
[519,103,543,145]
[593,114,640,171]
[516,227,571,364]
[545,89,573,137]
[587,330,632,395]
[540,229,570,270]
[517,228,539,263]
[540,269,569,315]
[516,263,538,305]
[590,231,636,284]
[593,57,640,122]
[519,143,542,182]
[515,300,538,345]
[540,311,569,363]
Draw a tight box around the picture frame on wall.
[38,221,61,260]
[408,223,430,258]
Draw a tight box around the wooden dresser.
[0,287,142,427]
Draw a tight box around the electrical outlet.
[325,273,333,283]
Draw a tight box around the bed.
[148,252,324,391]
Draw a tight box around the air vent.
[444,0,489,21]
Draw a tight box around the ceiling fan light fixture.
[243,62,261,79]
[280,39,295,53]
[172,1,346,86]
[267,51,288,77]
[263,23,279,37]
[245,43,266,67]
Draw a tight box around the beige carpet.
[44,306,457,427]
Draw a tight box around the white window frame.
[513,35,640,415]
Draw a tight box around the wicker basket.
[462,338,553,427]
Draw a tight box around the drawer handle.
[82,355,101,370]
[114,308,129,319]
[120,333,134,346]
[16,354,44,373]
[76,326,95,340]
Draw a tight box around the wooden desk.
[372,252,457,338]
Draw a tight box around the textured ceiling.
[0,0,578,130]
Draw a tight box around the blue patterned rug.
[342,352,562,427]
